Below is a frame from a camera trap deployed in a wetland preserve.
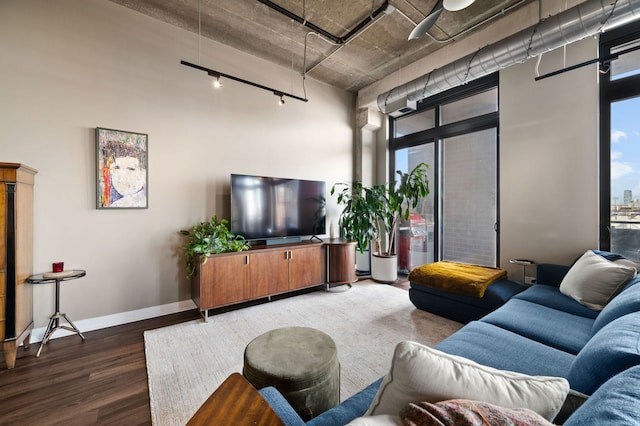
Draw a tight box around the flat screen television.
[230,174,326,241]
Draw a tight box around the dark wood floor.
[0,278,408,426]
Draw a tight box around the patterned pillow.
[401,399,554,426]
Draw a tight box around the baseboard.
[28,299,197,344]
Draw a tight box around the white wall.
[500,37,600,276]
[0,0,354,332]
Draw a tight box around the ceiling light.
[278,95,285,106]
[443,0,476,12]
[208,72,222,89]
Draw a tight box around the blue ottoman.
[410,279,526,323]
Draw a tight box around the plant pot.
[355,247,370,274]
[371,253,398,283]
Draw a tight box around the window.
[600,22,640,259]
[390,74,499,271]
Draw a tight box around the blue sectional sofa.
[259,255,640,425]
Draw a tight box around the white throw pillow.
[346,415,401,425]
[559,250,636,310]
[365,341,569,421]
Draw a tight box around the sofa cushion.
[564,365,640,425]
[480,298,594,354]
[513,284,599,319]
[535,263,571,287]
[307,378,383,426]
[367,341,569,421]
[559,250,636,310]
[435,321,575,378]
[592,279,640,334]
[567,311,640,395]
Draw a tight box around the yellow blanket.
[408,261,507,298]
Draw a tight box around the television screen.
[230,174,326,240]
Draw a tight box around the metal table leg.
[36,278,85,358]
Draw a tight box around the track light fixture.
[183,61,308,103]
[212,74,222,88]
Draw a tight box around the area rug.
[144,281,463,426]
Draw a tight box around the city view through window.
[610,95,640,260]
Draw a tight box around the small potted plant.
[180,216,250,278]
[332,162,430,282]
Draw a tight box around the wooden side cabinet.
[1,163,37,369]
[191,242,327,321]
[326,239,356,285]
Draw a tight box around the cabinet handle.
[245,255,249,265]
[289,250,293,260]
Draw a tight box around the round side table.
[325,239,356,289]
[27,269,86,357]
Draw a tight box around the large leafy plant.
[180,216,250,278]
[332,162,430,257]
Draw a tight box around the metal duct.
[378,0,640,114]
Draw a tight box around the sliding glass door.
[391,74,499,272]
[395,144,435,274]
[441,128,497,265]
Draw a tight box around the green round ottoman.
[243,326,340,421]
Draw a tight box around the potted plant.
[330,181,376,273]
[332,162,430,282]
[180,215,250,278]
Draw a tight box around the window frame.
[389,73,500,265]
[599,22,640,251]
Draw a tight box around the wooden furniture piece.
[1,163,37,369]
[186,372,284,426]
[27,270,86,357]
[326,239,356,286]
[191,241,327,321]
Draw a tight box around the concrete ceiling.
[108,0,532,93]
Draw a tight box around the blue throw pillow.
[568,312,640,395]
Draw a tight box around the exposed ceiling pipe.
[378,0,640,114]
[257,0,390,45]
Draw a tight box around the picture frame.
[96,127,148,209]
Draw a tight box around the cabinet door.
[249,250,289,298]
[289,245,325,290]
[199,254,249,310]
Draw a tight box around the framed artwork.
[96,127,148,209]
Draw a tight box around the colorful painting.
[96,127,148,209]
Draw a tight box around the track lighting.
[208,72,222,89]
[183,61,308,104]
